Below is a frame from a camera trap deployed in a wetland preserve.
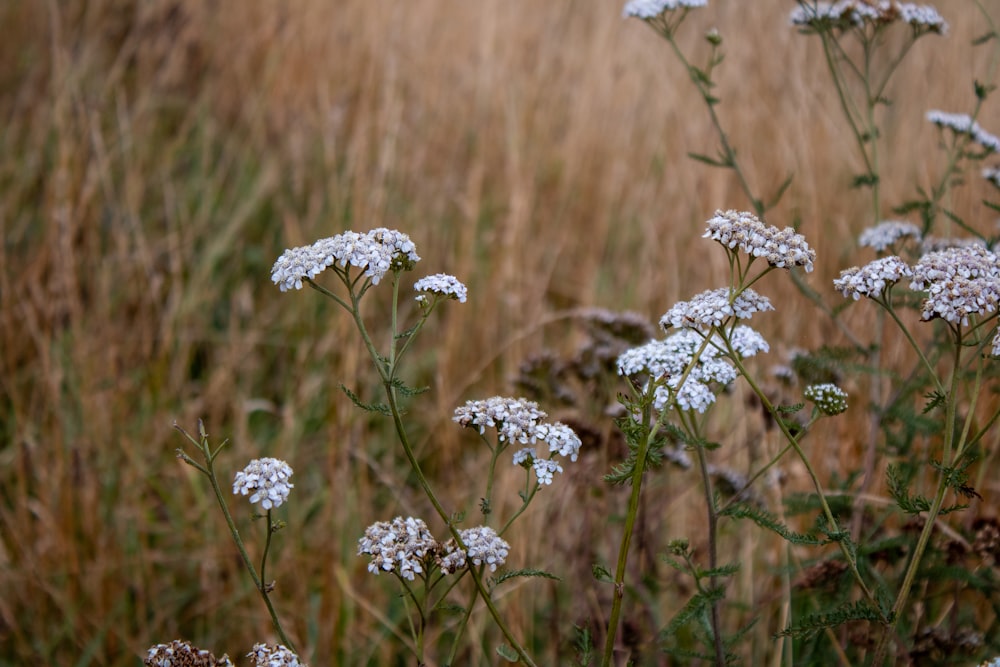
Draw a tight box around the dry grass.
[2,0,1000,664]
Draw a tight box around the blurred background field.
[2,0,1000,664]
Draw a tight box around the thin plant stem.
[694,439,726,666]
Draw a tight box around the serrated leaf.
[339,384,391,415]
[592,564,613,583]
[494,568,560,585]
[774,600,882,638]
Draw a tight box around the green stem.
[694,440,726,666]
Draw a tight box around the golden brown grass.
[2,0,1000,664]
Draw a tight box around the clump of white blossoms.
[622,0,706,20]
[790,1,947,34]
[247,643,306,667]
[909,246,1000,325]
[927,110,1000,153]
[804,383,849,416]
[271,227,420,292]
[453,397,582,485]
[144,640,233,667]
[458,526,510,572]
[617,326,768,413]
[233,458,294,510]
[357,516,440,581]
[703,210,816,272]
[660,287,774,330]
[413,273,468,304]
[859,221,923,252]
[833,256,913,300]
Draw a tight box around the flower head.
[617,327,767,413]
[535,421,582,461]
[790,1,947,34]
[144,641,232,667]
[233,458,294,510]
[453,396,547,444]
[459,526,510,572]
[414,273,468,304]
[358,516,440,581]
[660,287,774,331]
[927,110,1000,153]
[910,246,1000,325]
[834,256,912,300]
[247,644,305,667]
[858,221,922,252]
[804,383,849,416]
[271,228,420,291]
[622,0,706,19]
[704,210,815,272]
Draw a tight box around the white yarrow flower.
[247,643,305,667]
[233,458,294,510]
[622,0,706,19]
[414,273,468,304]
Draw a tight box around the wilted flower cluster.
[790,1,947,34]
[144,640,232,667]
[453,397,582,485]
[622,0,706,20]
[358,516,439,581]
[617,326,768,413]
[660,287,774,330]
[413,273,468,304]
[833,256,913,300]
[804,383,849,416]
[233,458,294,510]
[910,246,1000,325]
[704,210,816,272]
[271,228,420,291]
[859,221,923,252]
[247,644,305,667]
[927,110,1000,153]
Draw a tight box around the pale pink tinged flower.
[357,516,439,581]
[453,396,547,444]
[858,221,922,252]
[532,458,564,485]
[459,526,510,572]
[703,210,815,272]
[992,331,1000,357]
[791,1,947,34]
[833,256,912,300]
[910,246,1000,325]
[534,421,582,461]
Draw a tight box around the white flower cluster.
[413,273,468,304]
[144,640,232,667]
[453,396,547,443]
[271,228,420,291]
[920,236,987,254]
[622,0,706,19]
[453,397,581,485]
[833,256,913,300]
[660,287,774,330]
[357,516,439,581]
[247,644,305,667]
[910,246,1000,325]
[985,166,1000,189]
[804,383,849,416]
[459,526,510,572]
[790,1,947,34]
[617,326,768,413]
[927,110,1000,153]
[704,210,816,272]
[233,458,294,510]
[858,221,922,252]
